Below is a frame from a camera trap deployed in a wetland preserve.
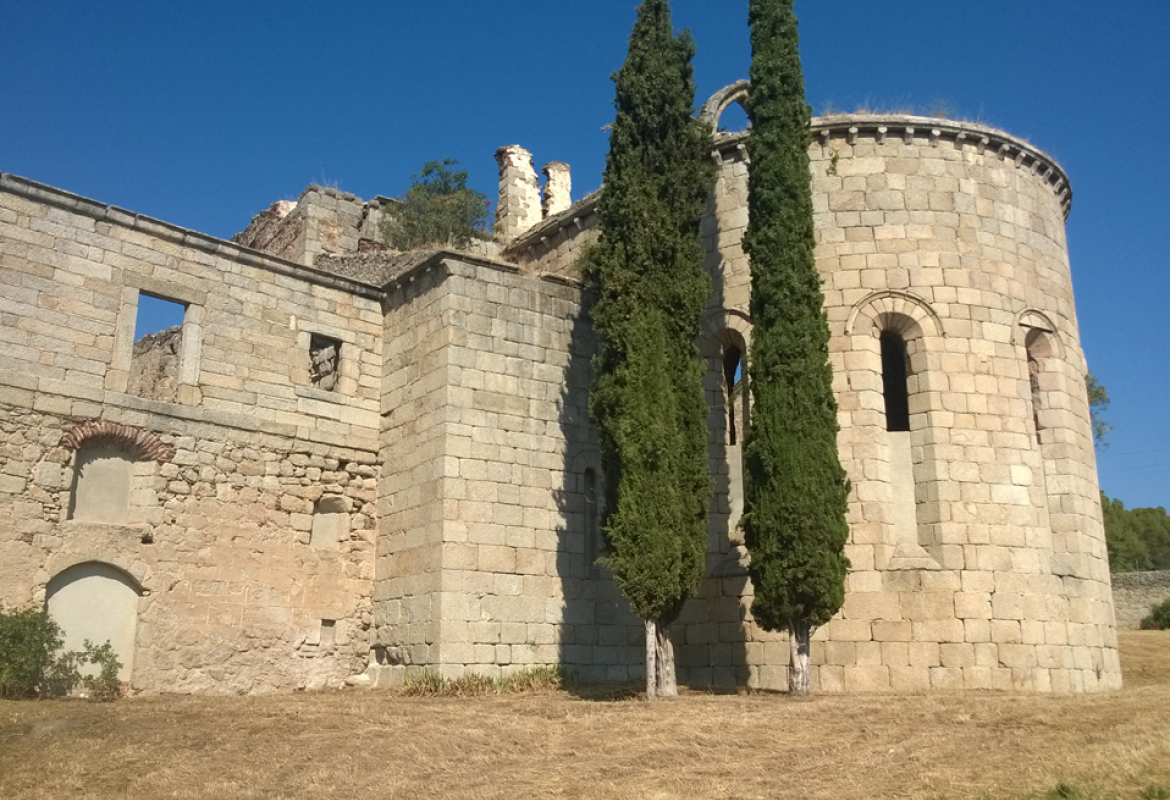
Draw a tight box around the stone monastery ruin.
[0,81,1121,694]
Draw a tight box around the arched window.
[881,331,911,432]
[310,495,350,550]
[723,344,744,445]
[1024,327,1057,444]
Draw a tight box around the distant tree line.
[1103,493,1170,572]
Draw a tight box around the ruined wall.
[128,326,182,402]
[232,185,367,266]
[0,174,383,693]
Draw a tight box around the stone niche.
[310,496,351,550]
[68,444,134,524]
[46,562,142,682]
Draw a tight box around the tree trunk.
[789,617,812,696]
[655,621,678,697]
[645,618,658,701]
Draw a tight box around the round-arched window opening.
[881,331,911,432]
[718,102,749,133]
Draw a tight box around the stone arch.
[846,292,943,568]
[1015,309,1064,359]
[700,309,751,358]
[60,421,176,463]
[40,553,153,599]
[700,80,750,132]
[45,561,143,684]
[1017,310,1063,445]
[847,290,943,341]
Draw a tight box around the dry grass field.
[2,631,1168,800]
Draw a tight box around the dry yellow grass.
[2,631,1168,800]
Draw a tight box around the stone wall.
[372,254,642,685]
[503,194,600,279]
[0,173,384,693]
[1111,571,1170,629]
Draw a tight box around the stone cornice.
[712,114,1073,218]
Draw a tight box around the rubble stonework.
[0,83,1121,693]
[1110,571,1170,629]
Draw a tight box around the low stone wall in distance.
[1111,571,1170,629]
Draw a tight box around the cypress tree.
[741,0,851,696]
[588,0,714,700]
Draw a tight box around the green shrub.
[1140,598,1170,630]
[0,606,123,700]
[80,639,123,701]
[0,606,65,698]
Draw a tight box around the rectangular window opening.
[128,294,187,402]
[320,619,336,648]
[309,334,342,392]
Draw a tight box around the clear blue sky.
[3,1,1167,509]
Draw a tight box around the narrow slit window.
[1025,328,1047,444]
[584,468,599,575]
[881,332,911,432]
[309,334,342,392]
[723,345,743,446]
[129,294,186,402]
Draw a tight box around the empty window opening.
[310,495,349,550]
[881,332,911,432]
[584,468,600,574]
[129,294,186,402]
[723,345,744,445]
[320,619,336,648]
[717,102,749,133]
[68,443,134,524]
[1028,350,1043,442]
[309,334,342,391]
[1024,328,1051,444]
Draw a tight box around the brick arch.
[847,290,943,341]
[60,421,175,463]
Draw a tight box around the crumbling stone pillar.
[542,161,572,218]
[494,145,541,243]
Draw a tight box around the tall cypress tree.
[588,0,714,700]
[741,0,851,696]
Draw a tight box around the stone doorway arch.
[46,562,143,683]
